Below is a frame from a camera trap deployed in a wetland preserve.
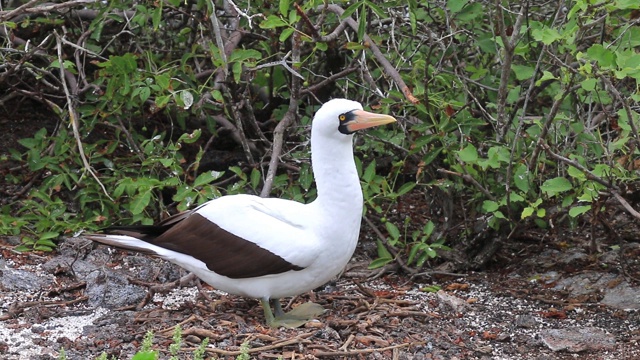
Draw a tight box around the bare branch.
[323,4,419,104]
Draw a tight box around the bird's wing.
[145,194,320,279]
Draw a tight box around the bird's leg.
[260,298,276,326]
[261,297,325,328]
[271,298,285,318]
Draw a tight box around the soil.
[1,103,640,360]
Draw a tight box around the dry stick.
[260,28,303,197]
[324,4,419,104]
[527,80,581,172]
[0,0,49,21]
[301,66,359,96]
[209,0,227,77]
[541,143,617,190]
[199,332,315,356]
[363,215,416,275]
[54,32,113,201]
[0,0,98,21]
[600,74,640,149]
[314,342,423,357]
[495,1,526,142]
[611,192,640,221]
[437,168,496,201]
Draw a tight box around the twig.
[208,0,227,77]
[301,66,359,96]
[323,4,419,104]
[202,332,315,356]
[611,191,640,221]
[0,296,88,321]
[541,143,617,190]
[0,0,97,21]
[314,342,423,357]
[527,80,581,172]
[495,1,526,140]
[225,0,265,29]
[251,51,304,79]
[260,27,303,197]
[54,31,113,201]
[363,215,417,275]
[437,168,496,201]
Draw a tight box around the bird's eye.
[339,114,346,121]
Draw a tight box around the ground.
[1,232,639,359]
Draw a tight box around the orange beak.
[343,109,397,132]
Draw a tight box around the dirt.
[1,233,639,360]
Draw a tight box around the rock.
[0,268,52,292]
[600,282,640,310]
[437,290,469,313]
[515,314,537,328]
[539,327,615,352]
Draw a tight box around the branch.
[437,168,496,201]
[54,31,113,201]
[260,27,303,197]
[323,4,419,104]
[541,143,618,190]
[0,0,98,21]
[495,1,526,140]
[611,191,640,221]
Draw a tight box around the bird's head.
[312,99,396,140]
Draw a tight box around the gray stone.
[539,327,615,352]
[0,268,52,292]
[601,282,640,310]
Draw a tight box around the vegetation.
[1,0,639,272]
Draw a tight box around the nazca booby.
[86,98,396,327]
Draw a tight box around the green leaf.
[385,222,401,240]
[250,168,261,190]
[39,232,59,241]
[581,78,597,91]
[260,15,288,29]
[482,200,499,213]
[194,170,223,187]
[130,190,152,215]
[615,0,640,10]
[447,0,468,13]
[374,238,393,260]
[279,27,295,42]
[397,182,416,197]
[155,95,170,108]
[531,27,563,45]
[362,160,376,182]
[368,256,393,269]
[155,74,171,90]
[586,44,616,68]
[279,0,290,16]
[521,207,534,219]
[357,6,366,40]
[513,163,530,193]
[152,4,162,31]
[569,205,591,218]
[512,65,535,81]
[536,70,558,85]
[423,221,435,237]
[421,147,442,166]
[540,177,573,197]
[457,143,478,163]
[132,352,158,360]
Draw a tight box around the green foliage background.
[1,0,639,270]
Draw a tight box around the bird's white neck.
[310,132,363,215]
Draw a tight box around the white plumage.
[87,98,396,327]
